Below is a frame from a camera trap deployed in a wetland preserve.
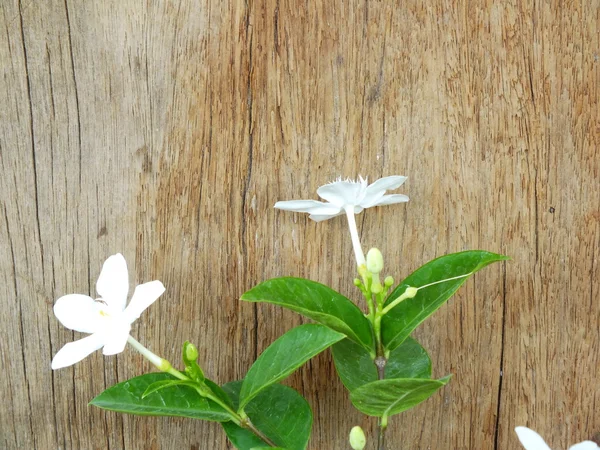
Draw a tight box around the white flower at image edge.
[274,175,408,266]
[515,427,599,450]
[274,175,408,222]
[51,253,165,370]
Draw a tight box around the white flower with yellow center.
[274,176,408,266]
[51,253,165,370]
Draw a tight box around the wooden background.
[1,1,598,449]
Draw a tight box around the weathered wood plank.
[1,0,598,449]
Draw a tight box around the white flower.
[515,427,599,450]
[274,175,408,222]
[51,253,165,370]
[274,176,408,266]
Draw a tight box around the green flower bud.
[349,426,366,450]
[353,278,362,287]
[184,342,199,361]
[405,286,418,298]
[366,248,384,274]
[384,276,394,287]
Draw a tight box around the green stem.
[382,273,475,315]
[374,317,387,450]
[373,313,384,358]
[128,336,278,447]
[380,289,416,315]
[366,294,375,321]
[378,415,388,450]
[238,410,279,448]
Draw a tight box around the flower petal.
[367,175,407,192]
[515,427,552,450]
[274,200,341,215]
[317,180,366,207]
[123,280,165,323]
[569,442,600,450]
[308,210,346,222]
[96,253,129,312]
[51,333,104,369]
[53,294,103,333]
[372,194,410,206]
[361,176,407,207]
[101,321,131,355]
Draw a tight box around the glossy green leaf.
[222,381,312,450]
[382,251,508,351]
[241,278,373,352]
[90,373,232,422]
[349,376,451,417]
[239,324,344,409]
[251,448,287,450]
[205,379,235,409]
[332,336,431,392]
[142,379,199,399]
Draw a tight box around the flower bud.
[349,426,366,450]
[405,286,418,298]
[366,248,384,274]
[384,276,394,287]
[184,342,199,361]
[353,278,362,287]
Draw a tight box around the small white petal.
[96,253,129,312]
[317,180,365,207]
[308,210,346,222]
[53,294,103,333]
[101,321,131,355]
[274,200,341,215]
[569,442,600,450]
[372,194,410,206]
[361,176,407,207]
[124,280,165,323]
[367,175,407,192]
[515,427,552,450]
[51,333,104,369]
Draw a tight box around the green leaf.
[142,379,200,398]
[332,336,431,392]
[205,379,235,409]
[349,376,451,417]
[241,277,373,352]
[222,381,312,450]
[90,373,232,422]
[382,251,508,351]
[251,448,287,450]
[239,324,344,409]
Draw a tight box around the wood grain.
[1,0,598,449]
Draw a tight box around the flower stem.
[373,313,384,359]
[344,207,366,267]
[238,411,279,447]
[381,273,474,316]
[127,336,278,447]
[372,302,388,450]
[380,289,416,315]
[377,414,388,450]
[127,335,168,370]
